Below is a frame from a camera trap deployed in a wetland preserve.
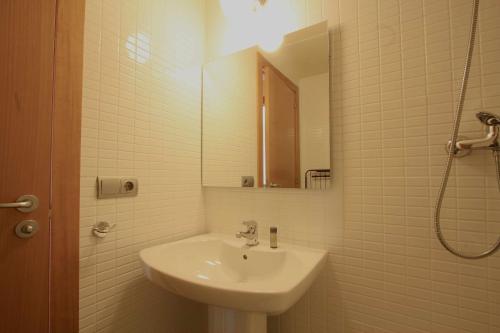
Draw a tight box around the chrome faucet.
[456,112,500,150]
[448,112,500,155]
[236,220,259,246]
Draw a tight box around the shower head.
[476,112,500,126]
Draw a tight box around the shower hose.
[434,0,500,259]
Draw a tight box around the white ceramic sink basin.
[140,233,327,315]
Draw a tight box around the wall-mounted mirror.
[202,21,330,189]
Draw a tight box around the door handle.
[0,195,39,213]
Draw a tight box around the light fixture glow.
[219,0,259,18]
[258,32,284,52]
[254,0,285,52]
[125,32,151,64]
[218,0,290,53]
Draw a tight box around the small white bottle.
[270,226,278,249]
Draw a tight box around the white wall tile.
[80,0,207,332]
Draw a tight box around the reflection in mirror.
[202,21,330,189]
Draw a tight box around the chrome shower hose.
[434,0,500,259]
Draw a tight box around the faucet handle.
[242,220,257,233]
[243,220,257,227]
[477,112,500,126]
[236,221,259,246]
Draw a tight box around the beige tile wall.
[205,0,500,332]
[80,0,207,332]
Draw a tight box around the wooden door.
[262,64,300,188]
[0,1,84,332]
[0,1,55,332]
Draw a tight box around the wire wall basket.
[304,169,331,190]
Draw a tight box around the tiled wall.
[205,0,500,332]
[79,0,207,332]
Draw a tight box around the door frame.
[50,0,85,332]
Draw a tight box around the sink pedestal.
[208,306,267,333]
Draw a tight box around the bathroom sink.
[139,233,327,315]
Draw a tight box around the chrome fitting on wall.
[92,221,116,238]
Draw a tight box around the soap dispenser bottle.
[270,226,278,249]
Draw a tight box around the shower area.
[333,0,500,330]
[435,0,500,259]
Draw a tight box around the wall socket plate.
[241,176,254,187]
[97,177,139,199]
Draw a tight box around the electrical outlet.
[97,177,139,199]
[241,176,255,188]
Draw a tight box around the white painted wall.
[299,73,330,188]
[203,47,259,187]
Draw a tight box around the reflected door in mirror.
[261,62,300,188]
